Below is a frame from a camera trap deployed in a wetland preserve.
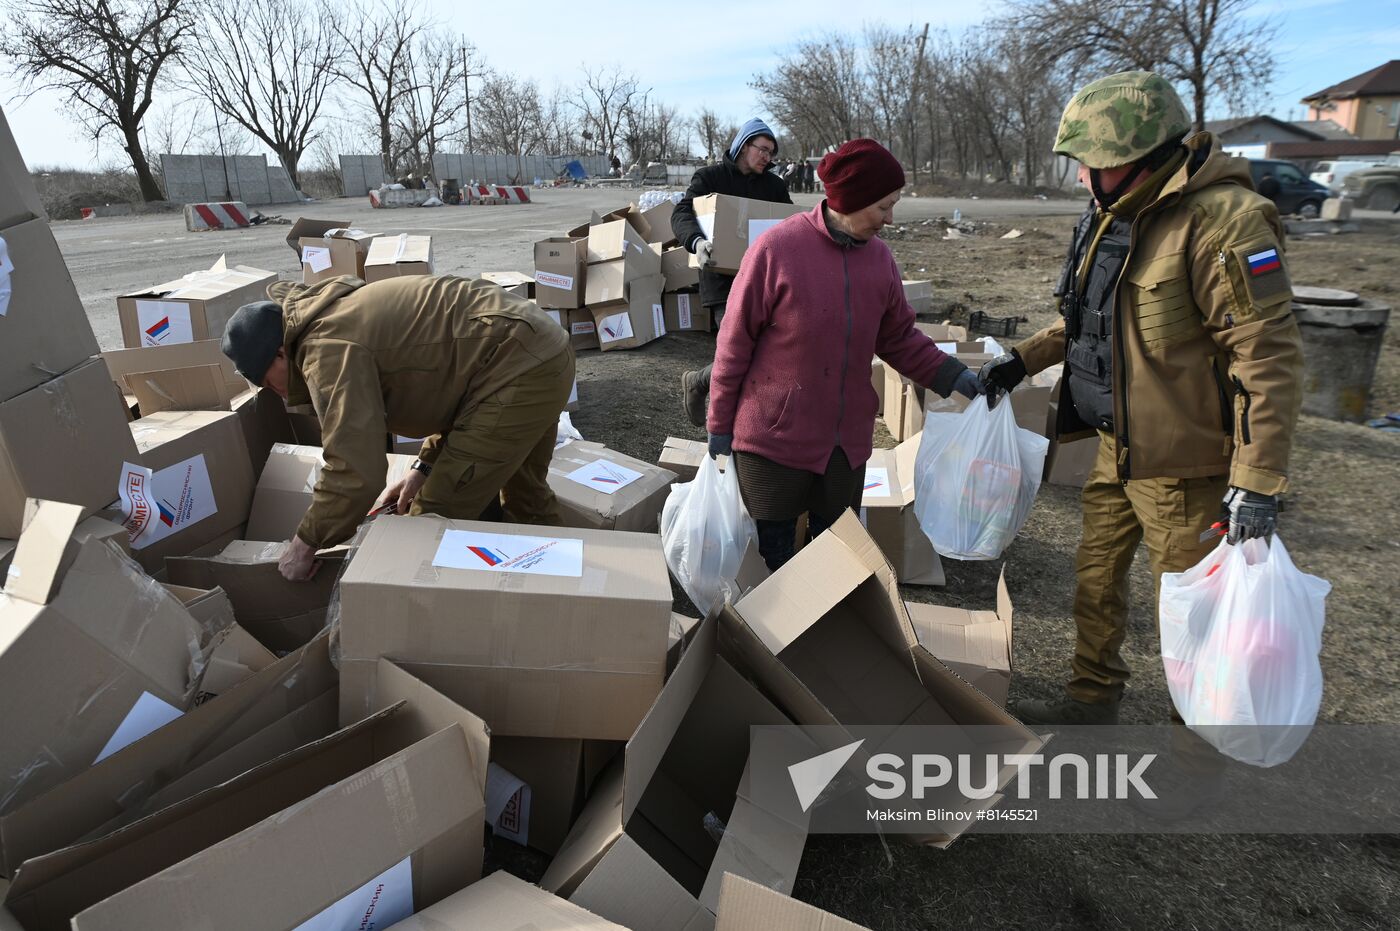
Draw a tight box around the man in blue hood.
[672,117,793,426]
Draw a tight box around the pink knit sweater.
[707,203,964,473]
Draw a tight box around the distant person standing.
[672,118,793,427]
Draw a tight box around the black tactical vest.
[1056,208,1131,432]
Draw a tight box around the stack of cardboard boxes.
[584,207,665,352]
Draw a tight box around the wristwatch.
[409,458,432,477]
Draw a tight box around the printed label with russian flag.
[432,528,584,577]
[118,455,218,549]
[566,458,644,495]
[134,299,194,346]
[860,467,892,502]
[1246,247,1281,277]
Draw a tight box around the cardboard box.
[567,309,601,351]
[541,616,807,929]
[244,442,415,541]
[196,619,278,701]
[116,259,276,349]
[663,291,711,332]
[871,358,885,416]
[101,340,246,411]
[661,246,701,292]
[0,359,140,538]
[550,440,676,533]
[288,217,380,284]
[1045,432,1098,487]
[0,502,215,819]
[667,612,701,675]
[386,871,629,930]
[584,249,660,306]
[640,200,676,246]
[923,379,1055,438]
[905,571,1013,707]
[881,367,923,443]
[688,194,803,274]
[716,873,870,931]
[230,387,295,480]
[716,512,1045,845]
[11,661,490,931]
[120,410,256,570]
[480,270,535,299]
[338,515,671,740]
[166,540,347,652]
[859,436,944,586]
[588,216,653,266]
[658,436,712,483]
[0,633,336,876]
[0,218,101,401]
[592,273,665,352]
[902,279,932,314]
[363,233,435,282]
[914,323,968,341]
[490,737,592,856]
[535,237,588,309]
[0,108,45,230]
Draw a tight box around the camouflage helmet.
[1054,71,1191,169]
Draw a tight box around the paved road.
[51,189,1086,350]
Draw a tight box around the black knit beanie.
[222,301,285,384]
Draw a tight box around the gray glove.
[953,368,983,400]
[694,238,714,267]
[708,433,732,457]
[1223,487,1278,544]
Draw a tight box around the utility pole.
[462,45,475,153]
[910,22,930,186]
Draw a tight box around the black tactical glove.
[979,350,1027,407]
[1223,487,1278,544]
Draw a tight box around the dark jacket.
[671,154,792,309]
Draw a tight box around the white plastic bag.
[912,398,1049,559]
[1159,535,1330,767]
[555,411,582,449]
[660,455,757,615]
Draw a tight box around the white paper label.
[571,321,595,336]
[94,691,183,764]
[567,458,644,495]
[119,455,218,550]
[936,341,957,353]
[291,856,413,931]
[677,298,692,329]
[536,270,574,290]
[302,245,333,273]
[135,299,194,346]
[485,762,532,847]
[597,311,634,344]
[861,467,893,501]
[0,234,13,317]
[697,214,715,241]
[652,303,666,338]
[433,529,583,577]
[748,218,783,243]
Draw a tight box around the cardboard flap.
[699,767,807,914]
[731,530,871,656]
[539,760,626,897]
[623,615,718,823]
[102,341,242,392]
[6,499,85,605]
[571,833,712,931]
[917,621,1010,673]
[128,365,230,415]
[391,871,629,929]
[286,217,349,255]
[912,648,1038,739]
[370,657,491,796]
[995,569,1014,652]
[892,437,921,505]
[715,873,869,931]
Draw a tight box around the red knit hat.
[819,139,906,213]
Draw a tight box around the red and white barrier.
[183,201,251,231]
[466,184,530,204]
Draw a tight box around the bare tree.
[193,0,341,189]
[0,0,195,201]
[538,87,581,154]
[691,108,727,162]
[575,64,641,158]
[332,0,423,176]
[391,34,471,178]
[752,33,868,154]
[473,71,547,180]
[1010,0,1275,131]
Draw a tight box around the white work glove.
[694,238,714,267]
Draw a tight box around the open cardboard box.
[244,442,415,542]
[590,274,665,352]
[858,435,944,586]
[687,194,802,274]
[387,870,628,930]
[6,658,489,931]
[717,512,1045,846]
[905,570,1014,707]
[363,233,434,282]
[116,258,275,350]
[337,515,670,740]
[0,501,218,822]
[715,873,870,931]
[541,616,808,931]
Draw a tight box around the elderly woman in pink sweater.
[707,138,982,570]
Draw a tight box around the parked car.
[1309,160,1380,194]
[1341,152,1400,211]
[1247,159,1330,219]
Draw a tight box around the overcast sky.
[2,0,1397,170]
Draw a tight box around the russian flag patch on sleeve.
[1246,248,1281,276]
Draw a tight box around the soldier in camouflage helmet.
[980,71,1305,817]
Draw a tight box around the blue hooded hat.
[728,118,777,161]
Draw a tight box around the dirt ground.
[551,213,1400,929]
